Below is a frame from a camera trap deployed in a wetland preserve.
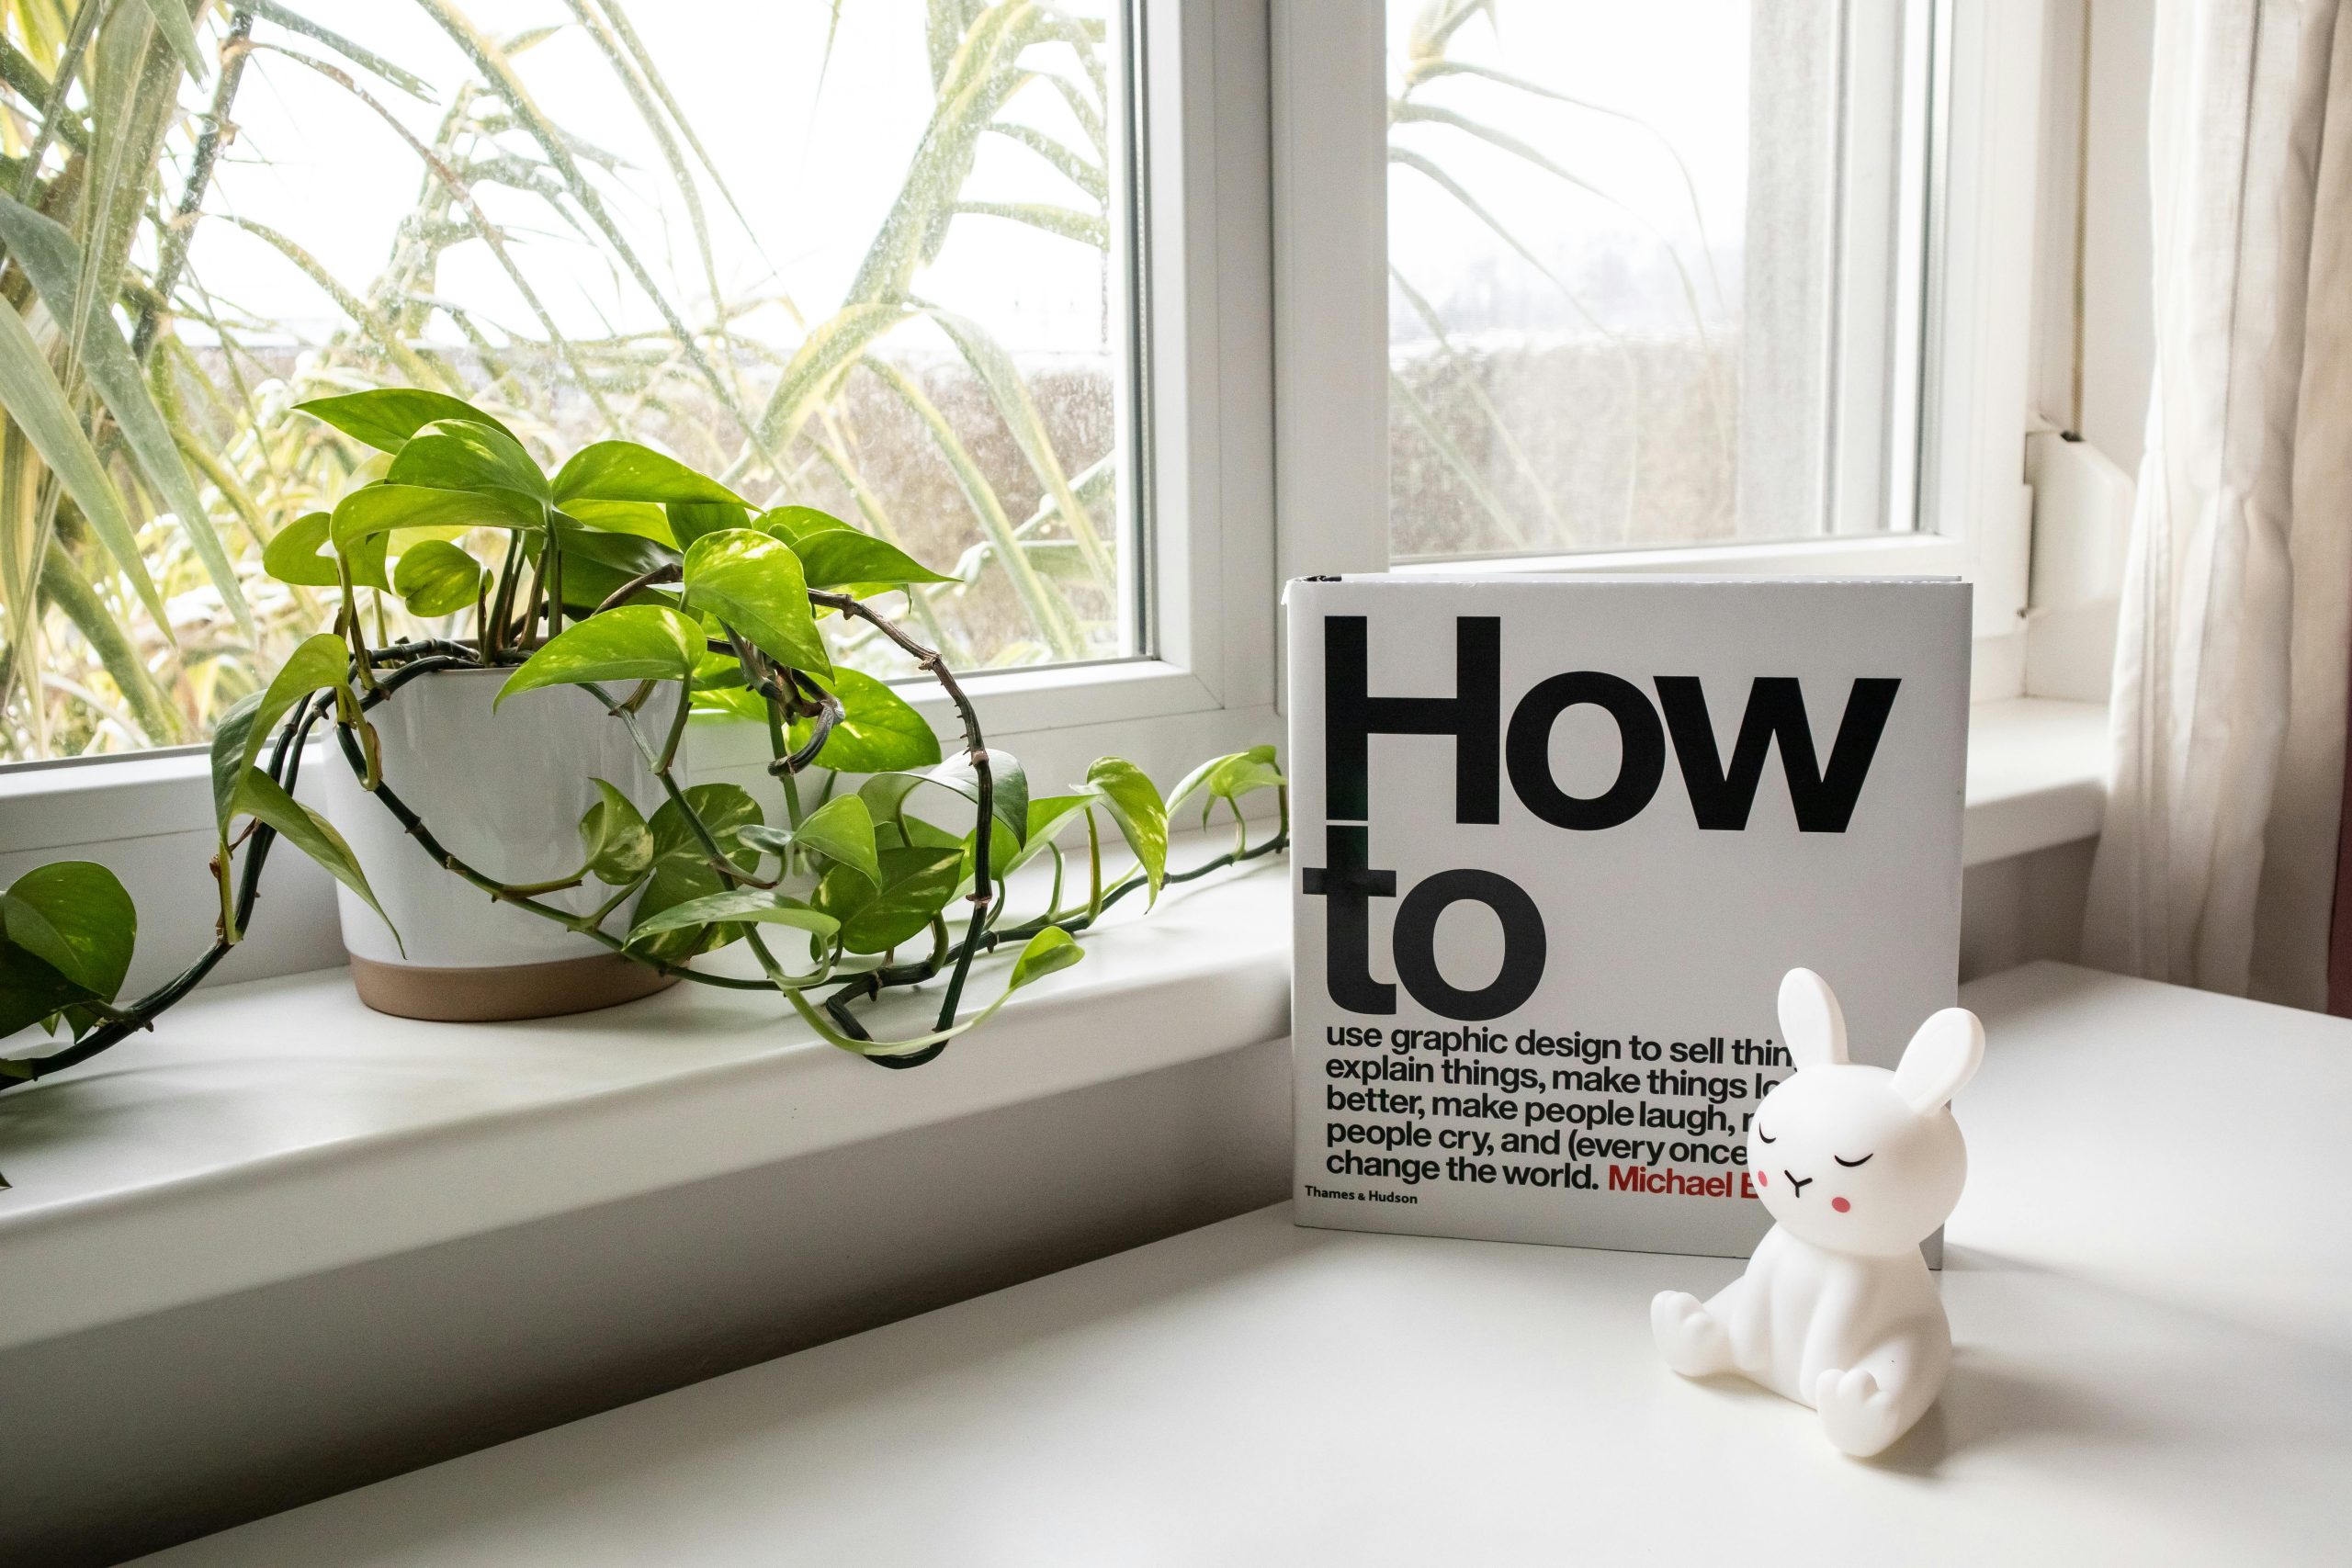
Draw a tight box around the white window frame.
[1273,0,2049,653]
[0,0,1288,981]
[1,0,2058,978]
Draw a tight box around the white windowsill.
[0,696,2107,1353]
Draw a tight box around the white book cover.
[1287,575,1970,1258]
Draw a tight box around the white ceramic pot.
[319,666,683,1021]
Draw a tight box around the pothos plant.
[0,389,1288,1163]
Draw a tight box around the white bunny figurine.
[1651,967,1984,1457]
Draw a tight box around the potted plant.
[0,389,1288,1115]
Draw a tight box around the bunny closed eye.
[1833,1153,1871,1168]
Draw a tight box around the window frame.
[1275,0,2047,649]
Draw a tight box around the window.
[0,0,1146,763]
[1384,0,1932,561]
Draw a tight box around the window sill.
[0,697,2105,1353]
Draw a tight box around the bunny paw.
[1815,1368,1905,1457]
[1651,1291,1731,1377]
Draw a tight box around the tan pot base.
[347,952,679,1022]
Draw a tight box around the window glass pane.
[1387,0,1917,559]
[0,1,1134,763]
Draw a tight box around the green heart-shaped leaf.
[666,501,750,549]
[1084,757,1169,904]
[625,888,837,945]
[331,482,544,557]
[297,389,515,453]
[681,528,831,676]
[262,511,341,588]
[209,633,350,839]
[576,780,654,886]
[1008,925,1083,989]
[788,669,941,773]
[790,795,881,886]
[813,845,964,954]
[628,784,765,962]
[393,540,484,617]
[861,752,1029,850]
[1003,792,1100,874]
[560,498,674,543]
[0,861,135,1001]
[497,606,706,706]
[554,441,743,506]
[232,769,397,950]
[385,418,549,502]
[757,506,958,590]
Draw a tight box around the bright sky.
[190,1,1117,356]
[182,2,1747,356]
[1385,0,1752,342]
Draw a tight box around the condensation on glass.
[0,1,1138,762]
[1385,0,1928,560]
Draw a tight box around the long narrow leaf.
[0,303,169,628]
[0,194,254,641]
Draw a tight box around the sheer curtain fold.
[2084,0,2352,1007]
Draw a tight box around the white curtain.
[2083,0,2352,1006]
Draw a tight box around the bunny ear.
[1777,968,1849,1070]
[1894,1007,1984,1113]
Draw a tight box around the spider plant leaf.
[225,217,447,387]
[298,389,515,453]
[208,632,349,839]
[1392,100,1713,339]
[757,506,959,590]
[496,605,706,706]
[1391,264,1566,538]
[1,861,136,1002]
[748,299,908,457]
[1390,367,1530,548]
[921,308,1109,586]
[0,301,169,629]
[553,441,740,506]
[984,121,1105,200]
[392,539,483,616]
[862,355,1080,660]
[587,0,763,243]
[0,193,254,642]
[1083,757,1168,903]
[412,0,767,454]
[243,0,437,100]
[136,0,209,80]
[680,528,830,678]
[37,541,181,744]
[952,200,1106,248]
[232,767,398,949]
[786,667,941,773]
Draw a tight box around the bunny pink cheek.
[1830,1197,1850,1213]
[1756,1172,1767,1187]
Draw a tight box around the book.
[1287,574,1970,1258]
